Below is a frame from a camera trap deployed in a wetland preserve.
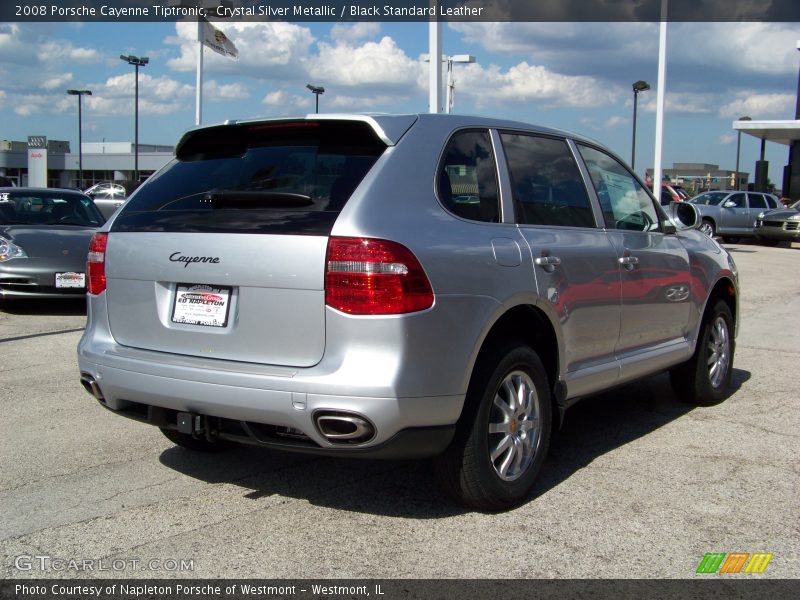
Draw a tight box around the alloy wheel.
[487,371,541,481]
[707,316,731,389]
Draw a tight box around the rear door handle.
[535,255,561,272]
[618,255,639,270]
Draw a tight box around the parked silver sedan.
[755,199,800,245]
[689,190,781,242]
[0,187,105,300]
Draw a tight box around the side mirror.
[667,200,699,230]
[723,200,737,208]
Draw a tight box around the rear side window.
[437,130,500,223]
[112,121,386,235]
[500,133,594,228]
[747,193,767,209]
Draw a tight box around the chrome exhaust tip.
[80,373,105,402]
[314,411,375,444]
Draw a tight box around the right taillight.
[87,233,108,295]
[325,237,434,315]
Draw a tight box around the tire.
[670,300,735,406]
[721,236,740,244]
[699,219,716,238]
[435,343,552,511]
[160,428,235,451]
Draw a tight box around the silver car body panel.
[78,113,739,454]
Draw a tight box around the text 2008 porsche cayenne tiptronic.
[78,114,738,510]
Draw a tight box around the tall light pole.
[631,80,650,171]
[306,84,324,113]
[734,115,751,191]
[120,54,149,182]
[445,55,476,114]
[66,89,92,189]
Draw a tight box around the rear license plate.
[172,284,232,328]
[55,272,85,288]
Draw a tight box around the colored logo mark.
[696,552,773,574]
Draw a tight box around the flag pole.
[195,17,203,126]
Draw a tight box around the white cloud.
[330,23,381,44]
[457,62,621,109]
[37,41,100,64]
[641,93,716,115]
[71,72,194,117]
[718,133,736,145]
[261,90,312,117]
[328,94,401,111]
[604,116,629,128]
[41,73,73,91]
[718,93,795,120]
[204,80,249,101]
[307,36,422,89]
[451,22,655,57]
[14,95,54,117]
[671,23,800,78]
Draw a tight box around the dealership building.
[0,136,174,188]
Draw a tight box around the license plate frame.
[55,272,86,289]
[171,283,232,328]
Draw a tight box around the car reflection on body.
[755,199,800,245]
[0,187,105,300]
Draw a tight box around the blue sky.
[0,20,798,183]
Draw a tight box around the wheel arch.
[702,276,738,337]
[463,303,563,430]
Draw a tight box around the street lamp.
[735,116,752,191]
[66,89,92,189]
[306,84,325,113]
[120,54,149,182]
[631,80,650,171]
[445,54,475,114]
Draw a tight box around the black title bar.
[3,0,800,23]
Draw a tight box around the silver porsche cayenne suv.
[78,114,739,510]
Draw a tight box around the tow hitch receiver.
[177,412,198,435]
[177,412,222,443]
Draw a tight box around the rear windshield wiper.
[203,189,313,208]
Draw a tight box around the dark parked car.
[77,114,739,510]
[755,199,800,245]
[689,190,781,242]
[0,187,105,300]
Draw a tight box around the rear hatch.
[105,119,388,367]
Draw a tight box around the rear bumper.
[78,295,466,457]
[93,395,455,459]
[77,355,462,455]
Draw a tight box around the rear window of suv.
[111,120,386,235]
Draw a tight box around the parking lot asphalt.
[1,240,798,579]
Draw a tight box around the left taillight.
[87,233,108,295]
[325,237,434,315]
